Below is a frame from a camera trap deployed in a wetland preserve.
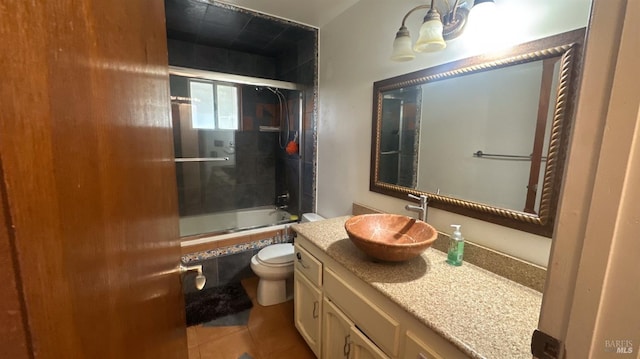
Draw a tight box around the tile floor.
[187,276,316,359]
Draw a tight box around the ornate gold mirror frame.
[370,28,585,237]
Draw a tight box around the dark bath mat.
[184,282,253,327]
[202,307,251,327]
[238,353,253,359]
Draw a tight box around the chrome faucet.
[270,192,290,215]
[405,193,428,222]
[269,204,288,215]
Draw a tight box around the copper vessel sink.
[344,214,437,262]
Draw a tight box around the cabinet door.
[294,269,322,357]
[349,326,391,359]
[322,298,353,359]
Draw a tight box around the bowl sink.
[344,214,437,262]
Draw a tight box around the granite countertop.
[292,216,542,359]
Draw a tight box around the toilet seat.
[256,243,294,267]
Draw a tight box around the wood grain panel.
[0,163,31,359]
[0,1,187,358]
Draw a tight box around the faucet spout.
[405,193,428,222]
[269,205,288,215]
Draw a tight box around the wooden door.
[0,1,187,358]
[538,0,640,358]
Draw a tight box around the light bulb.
[467,1,498,38]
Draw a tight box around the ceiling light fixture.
[391,0,496,61]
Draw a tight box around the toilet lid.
[257,243,294,264]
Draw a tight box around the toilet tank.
[301,213,324,223]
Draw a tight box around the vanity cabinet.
[294,236,467,359]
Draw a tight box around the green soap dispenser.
[446,224,464,266]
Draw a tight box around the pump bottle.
[446,224,465,266]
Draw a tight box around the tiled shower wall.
[167,5,317,217]
[171,77,282,215]
[168,3,318,284]
[182,231,293,293]
[168,38,277,79]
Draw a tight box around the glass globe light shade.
[414,17,446,52]
[391,33,416,61]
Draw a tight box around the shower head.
[254,86,282,96]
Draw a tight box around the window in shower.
[189,80,239,130]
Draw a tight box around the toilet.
[250,213,324,306]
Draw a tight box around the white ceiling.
[215,0,360,28]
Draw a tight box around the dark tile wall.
[183,249,260,294]
[241,85,280,130]
[230,131,277,209]
[167,2,318,217]
[276,32,317,86]
[168,26,317,86]
[169,0,319,297]
[275,90,302,216]
[165,0,314,58]
[171,78,280,216]
[168,39,277,79]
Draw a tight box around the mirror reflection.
[381,59,560,214]
[371,29,586,237]
[379,86,422,188]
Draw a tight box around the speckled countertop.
[292,216,542,359]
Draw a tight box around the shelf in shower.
[259,126,281,132]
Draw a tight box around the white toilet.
[250,243,295,306]
[250,213,324,306]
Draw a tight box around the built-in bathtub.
[180,207,297,291]
[180,206,294,238]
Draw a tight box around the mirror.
[370,29,585,237]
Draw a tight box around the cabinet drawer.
[294,243,322,287]
[324,267,400,357]
[405,330,444,359]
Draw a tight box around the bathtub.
[180,207,297,285]
[180,206,294,244]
